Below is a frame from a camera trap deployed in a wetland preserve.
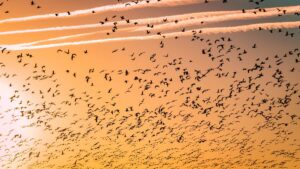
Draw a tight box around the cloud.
[0,0,203,24]
[134,5,300,31]
[0,5,298,36]
[3,21,299,51]
[13,31,106,47]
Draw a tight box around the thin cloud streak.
[3,21,299,51]
[14,31,106,47]
[0,10,236,36]
[135,5,300,31]
[0,5,298,36]
[0,0,203,24]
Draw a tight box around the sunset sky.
[0,0,299,169]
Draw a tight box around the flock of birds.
[0,0,300,169]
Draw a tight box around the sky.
[0,0,300,169]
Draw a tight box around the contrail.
[199,21,300,34]
[14,27,137,47]
[135,5,300,31]
[13,31,106,47]
[0,10,236,36]
[0,5,298,36]
[2,21,299,51]
[0,23,101,35]
[0,0,203,24]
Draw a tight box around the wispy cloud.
[0,9,236,36]
[3,21,299,51]
[1,5,298,36]
[0,0,203,24]
[134,5,300,31]
[13,31,106,47]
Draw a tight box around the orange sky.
[0,0,299,169]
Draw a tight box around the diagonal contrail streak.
[2,21,299,51]
[0,0,204,24]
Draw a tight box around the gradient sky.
[0,0,299,169]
